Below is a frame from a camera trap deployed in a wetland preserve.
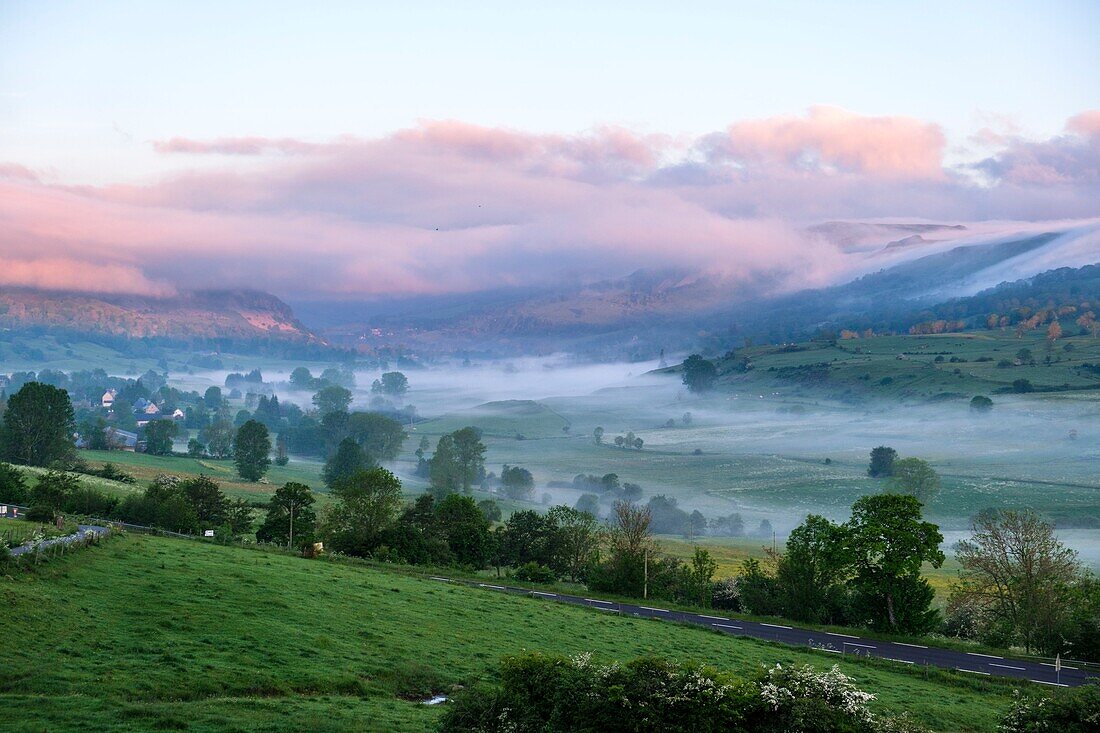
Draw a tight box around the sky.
[0,1,1098,300]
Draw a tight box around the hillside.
[0,288,319,342]
[297,224,1100,358]
[0,534,1016,732]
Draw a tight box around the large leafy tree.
[312,385,352,416]
[179,475,228,526]
[428,434,461,496]
[952,509,1080,653]
[775,514,848,624]
[867,446,897,477]
[256,481,316,548]
[547,505,601,582]
[346,412,407,461]
[233,419,272,481]
[889,457,941,504]
[680,354,717,393]
[143,419,178,457]
[844,493,944,632]
[433,493,492,567]
[500,464,534,500]
[372,371,409,396]
[0,382,76,467]
[452,426,486,492]
[325,467,403,554]
[323,437,372,488]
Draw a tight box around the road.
[434,576,1095,688]
[9,524,110,557]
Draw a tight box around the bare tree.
[952,509,1080,652]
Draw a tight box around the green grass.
[0,534,1027,732]
[0,516,78,548]
[78,449,328,499]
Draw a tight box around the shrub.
[439,654,927,733]
[1000,685,1100,733]
[25,505,56,523]
[514,562,556,584]
[0,462,29,504]
[711,576,741,610]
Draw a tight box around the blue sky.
[1,1,1097,183]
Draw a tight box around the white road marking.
[956,668,991,676]
[429,576,451,582]
[585,598,613,605]
[760,623,792,629]
[699,615,727,620]
[845,643,877,649]
[640,606,670,613]
[826,632,859,639]
[713,623,743,630]
[990,663,1026,671]
[886,658,915,664]
[966,652,1004,659]
[1040,662,1079,670]
[532,591,557,597]
[1031,680,1069,687]
[893,642,928,649]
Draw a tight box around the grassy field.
[0,517,78,548]
[78,449,328,498]
[0,534,1023,732]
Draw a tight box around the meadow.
[0,533,1022,732]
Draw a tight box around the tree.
[775,514,848,624]
[844,493,944,632]
[31,470,80,510]
[323,437,372,487]
[201,419,235,459]
[0,382,76,467]
[574,493,600,516]
[686,547,718,607]
[233,420,272,481]
[203,386,223,410]
[1047,320,1063,342]
[452,427,486,493]
[80,417,111,451]
[969,395,993,413]
[0,462,30,504]
[429,434,461,496]
[289,367,314,390]
[1012,378,1034,393]
[547,505,601,582]
[867,446,897,477]
[312,384,352,416]
[477,499,502,523]
[681,354,718,393]
[952,509,1080,653]
[346,412,407,461]
[256,481,316,549]
[143,419,178,456]
[593,426,604,445]
[889,457,941,504]
[187,438,206,457]
[372,371,409,396]
[434,493,492,567]
[592,500,656,596]
[326,467,404,554]
[500,464,535,500]
[179,475,228,526]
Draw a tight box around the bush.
[0,462,29,504]
[711,577,741,610]
[438,653,926,733]
[1000,684,1100,733]
[25,505,56,523]
[514,562,556,584]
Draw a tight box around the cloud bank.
[0,108,1097,299]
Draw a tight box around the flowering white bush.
[759,664,876,725]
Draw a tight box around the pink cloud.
[0,256,173,296]
[712,106,947,180]
[0,109,1097,300]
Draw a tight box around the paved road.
[433,576,1096,688]
[9,524,109,557]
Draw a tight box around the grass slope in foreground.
[0,536,1017,732]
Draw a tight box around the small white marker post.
[1055,653,1061,686]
